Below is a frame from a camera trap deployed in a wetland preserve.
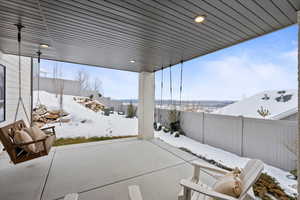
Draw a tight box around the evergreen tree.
[126,102,136,118]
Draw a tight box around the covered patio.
[0,137,214,200]
[0,0,299,200]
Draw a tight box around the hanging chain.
[159,65,164,122]
[14,23,30,123]
[179,60,183,107]
[169,64,173,106]
[160,65,164,109]
[36,50,42,106]
[17,24,23,99]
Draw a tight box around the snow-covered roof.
[214,90,298,120]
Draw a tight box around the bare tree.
[58,67,64,126]
[52,63,59,97]
[76,70,90,95]
[93,77,103,96]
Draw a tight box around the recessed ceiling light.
[194,15,206,23]
[130,60,135,63]
[40,44,49,48]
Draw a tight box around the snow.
[155,131,297,197]
[34,91,297,197]
[214,89,297,120]
[33,91,138,138]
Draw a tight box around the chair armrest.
[41,126,55,131]
[178,176,198,200]
[192,160,228,175]
[13,137,47,147]
[180,179,238,200]
[64,193,78,200]
[41,126,56,135]
[128,185,143,200]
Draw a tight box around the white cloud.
[181,53,297,100]
[281,48,297,63]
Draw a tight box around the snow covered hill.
[33,91,138,138]
[214,89,297,120]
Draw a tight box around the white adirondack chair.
[179,159,264,200]
[128,185,143,200]
[64,193,79,200]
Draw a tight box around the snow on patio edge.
[155,131,297,197]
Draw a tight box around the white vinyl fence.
[155,109,297,171]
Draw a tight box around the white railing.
[156,109,297,171]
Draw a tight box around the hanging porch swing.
[154,65,164,131]
[168,61,185,137]
[154,61,185,137]
[0,23,56,164]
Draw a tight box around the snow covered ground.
[155,131,297,197]
[33,91,138,138]
[34,91,297,197]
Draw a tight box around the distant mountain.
[118,99,235,108]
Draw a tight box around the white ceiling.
[0,0,298,72]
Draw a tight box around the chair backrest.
[0,120,27,154]
[239,159,264,198]
[128,185,143,200]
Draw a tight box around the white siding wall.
[243,118,297,171]
[203,113,243,155]
[181,111,204,143]
[157,109,297,170]
[0,51,32,154]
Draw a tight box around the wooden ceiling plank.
[188,0,260,36]
[271,0,297,22]
[53,0,225,49]
[173,0,259,37]
[287,0,300,11]
[137,0,238,42]
[42,10,210,53]
[238,0,282,28]
[84,0,226,49]
[255,0,293,25]
[218,0,268,33]
[146,0,247,39]
[39,1,218,52]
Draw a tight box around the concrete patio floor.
[0,138,215,200]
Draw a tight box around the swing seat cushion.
[14,130,36,153]
[35,134,56,153]
[24,126,47,141]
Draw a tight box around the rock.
[58,118,71,123]
[33,104,47,115]
[45,113,60,120]
[75,97,105,112]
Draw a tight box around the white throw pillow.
[24,126,47,141]
[213,172,243,198]
[14,130,36,153]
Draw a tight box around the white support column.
[297,10,300,200]
[138,71,155,139]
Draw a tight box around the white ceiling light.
[130,60,135,63]
[194,15,206,23]
[40,44,49,48]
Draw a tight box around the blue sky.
[40,24,298,100]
